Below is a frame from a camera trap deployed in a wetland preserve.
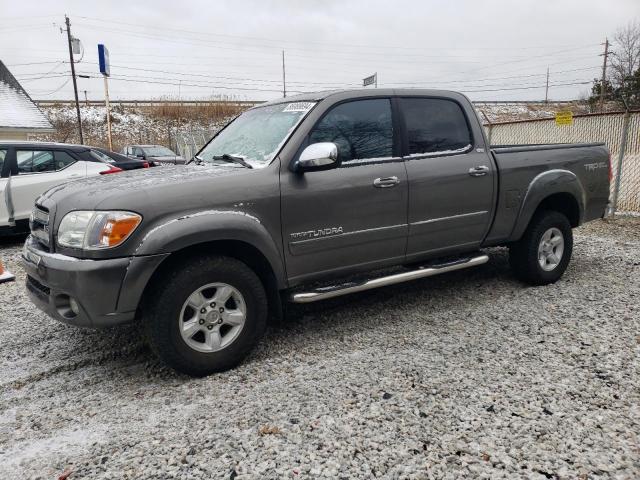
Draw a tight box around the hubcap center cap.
[205,311,220,323]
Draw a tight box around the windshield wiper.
[212,154,253,169]
[191,155,204,165]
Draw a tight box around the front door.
[281,98,408,285]
[9,149,84,221]
[399,97,495,261]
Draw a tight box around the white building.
[0,60,54,140]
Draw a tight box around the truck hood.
[39,164,254,214]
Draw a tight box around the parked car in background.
[122,144,185,165]
[0,141,126,235]
[89,147,151,170]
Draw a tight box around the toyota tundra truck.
[22,89,611,376]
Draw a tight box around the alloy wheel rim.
[179,283,246,353]
[537,227,564,272]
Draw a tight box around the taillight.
[607,153,613,183]
[100,166,124,175]
[142,161,150,168]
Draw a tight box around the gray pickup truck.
[22,89,610,376]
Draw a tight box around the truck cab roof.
[259,88,468,108]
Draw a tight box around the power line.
[30,78,71,95]
[63,71,594,96]
[16,73,69,82]
[72,74,304,94]
[72,20,599,63]
[7,60,65,67]
[74,68,593,92]
[459,80,592,93]
[74,15,599,53]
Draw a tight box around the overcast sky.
[1,0,638,102]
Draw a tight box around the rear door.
[280,98,408,284]
[400,97,495,260]
[9,149,85,221]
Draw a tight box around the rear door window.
[17,150,55,173]
[0,149,6,173]
[308,99,393,163]
[399,98,472,156]
[16,150,76,173]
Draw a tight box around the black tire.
[143,255,267,377]
[509,210,573,285]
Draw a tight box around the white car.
[0,141,122,235]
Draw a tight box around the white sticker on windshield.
[283,102,315,113]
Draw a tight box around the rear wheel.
[509,210,573,285]
[143,255,267,376]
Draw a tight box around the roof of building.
[0,60,53,131]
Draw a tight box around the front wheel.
[143,255,267,376]
[509,210,573,285]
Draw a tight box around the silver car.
[122,144,185,165]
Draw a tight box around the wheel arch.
[509,169,585,241]
[138,239,283,324]
[120,210,286,322]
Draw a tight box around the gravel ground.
[0,218,638,479]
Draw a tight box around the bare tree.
[611,20,640,90]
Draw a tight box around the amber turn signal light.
[98,214,142,248]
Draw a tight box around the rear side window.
[0,149,6,173]
[309,99,393,163]
[16,150,76,173]
[54,151,77,170]
[17,150,55,173]
[91,150,115,163]
[400,98,472,156]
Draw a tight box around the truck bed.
[483,142,610,246]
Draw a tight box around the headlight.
[57,210,142,249]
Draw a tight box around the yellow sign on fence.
[555,111,573,125]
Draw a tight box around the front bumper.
[21,236,167,328]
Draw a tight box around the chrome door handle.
[373,176,400,188]
[468,165,490,177]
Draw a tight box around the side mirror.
[293,142,340,173]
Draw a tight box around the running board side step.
[289,254,489,304]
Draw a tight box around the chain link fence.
[485,111,640,213]
[173,128,215,160]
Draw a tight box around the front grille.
[30,204,50,250]
[26,275,50,298]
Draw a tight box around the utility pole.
[544,67,549,103]
[64,15,83,144]
[599,38,610,113]
[282,50,286,98]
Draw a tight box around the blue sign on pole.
[98,44,110,77]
